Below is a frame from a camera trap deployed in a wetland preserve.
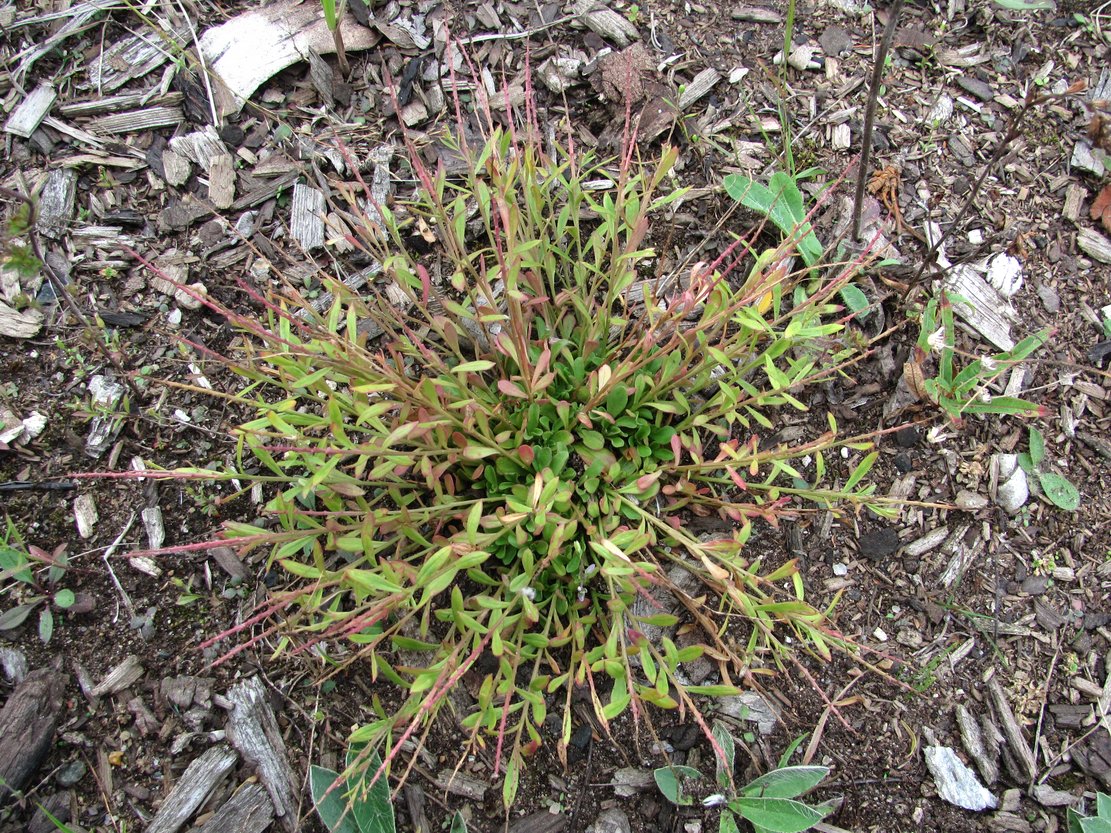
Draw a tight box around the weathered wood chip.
[145,745,238,833]
[207,154,236,210]
[91,654,144,697]
[986,678,1036,782]
[571,0,638,47]
[225,677,298,832]
[4,83,56,138]
[677,68,721,110]
[943,265,1016,351]
[189,782,274,833]
[36,169,77,238]
[433,768,488,801]
[87,25,188,92]
[0,300,44,339]
[0,667,66,801]
[199,0,380,117]
[60,90,184,117]
[209,546,250,580]
[729,5,781,22]
[1078,228,1111,264]
[290,183,326,250]
[956,704,999,785]
[162,150,192,186]
[87,106,184,134]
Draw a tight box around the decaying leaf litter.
[1,0,1110,831]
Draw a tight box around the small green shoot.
[723,172,823,268]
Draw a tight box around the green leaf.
[580,431,605,451]
[453,360,495,373]
[53,589,76,609]
[0,546,33,585]
[1028,427,1046,467]
[713,722,737,792]
[719,809,740,833]
[605,386,629,416]
[654,765,701,806]
[0,601,41,630]
[991,0,1055,9]
[449,811,469,833]
[1037,472,1079,511]
[730,796,827,833]
[741,766,829,799]
[38,607,53,643]
[1067,808,1084,833]
[1080,818,1111,833]
[345,747,393,833]
[722,175,822,267]
[310,766,362,833]
[839,285,869,317]
[1098,793,1111,819]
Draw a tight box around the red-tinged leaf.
[418,263,432,304]
[1102,205,1111,236]
[636,471,661,490]
[518,444,535,465]
[498,379,527,398]
[726,467,748,490]
[670,434,682,465]
[665,515,683,530]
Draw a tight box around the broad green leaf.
[449,811,468,833]
[654,765,701,806]
[1080,818,1111,833]
[992,0,1054,9]
[0,601,41,630]
[731,796,827,833]
[1098,793,1111,818]
[722,175,823,267]
[741,766,829,799]
[310,766,362,833]
[839,285,869,317]
[719,808,740,833]
[1067,808,1083,833]
[0,547,33,585]
[345,747,393,833]
[580,431,605,451]
[453,360,495,373]
[1037,472,1079,511]
[606,385,629,416]
[53,589,76,609]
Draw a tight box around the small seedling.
[0,522,75,644]
[723,171,824,269]
[320,0,350,76]
[1017,427,1079,511]
[654,722,836,833]
[1067,792,1111,833]
[909,291,1048,425]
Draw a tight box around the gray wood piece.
[191,782,274,833]
[59,90,184,117]
[162,149,192,186]
[943,265,1016,351]
[225,677,298,832]
[232,171,298,211]
[4,83,57,138]
[87,25,188,92]
[198,0,380,117]
[12,0,120,86]
[208,154,236,210]
[169,127,227,172]
[1078,228,1111,264]
[677,68,721,110]
[290,184,326,251]
[987,678,1036,782]
[145,745,238,833]
[0,667,66,803]
[571,0,638,46]
[956,704,999,785]
[91,654,143,697]
[87,106,184,134]
[36,168,78,238]
[433,768,487,801]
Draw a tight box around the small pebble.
[57,760,86,787]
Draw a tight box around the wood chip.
[162,149,192,186]
[433,768,488,801]
[290,183,326,250]
[571,0,638,47]
[677,68,721,110]
[36,169,77,238]
[986,678,1036,782]
[199,0,380,117]
[87,25,187,93]
[956,704,999,785]
[943,265,1016,351]
[59,90,184,117]
[0,668,66,800]
[225,677,298,832]
[1078,228,1111,264]
[1062,184,1085,223]
[903,527,949,558]
[189,782,274,833]
[87,106,184,134]
[91,654,144,697]
[145,745,238,833]
[207,154,236,209]
[3,83,57,138]
[729,6,781,22]
[209,546,250,580]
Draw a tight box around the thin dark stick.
[852,0,905,241]
[0,186,144,404]
[0,481,77,492]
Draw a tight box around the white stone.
[925,745,997,811]
[992,454,1029,515]
[987,253,1023,298]
[74,494,98,539]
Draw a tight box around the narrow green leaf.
[453,360,496,373]
[38,607,53,643]
[0,601,40,630]
[991,0,1054,9]
[450,811,469,833]
[839,285,869,317]
[1028,427,1046,467]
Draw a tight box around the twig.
[1028,643,1061,791]
[852,0,904,241]
[101,512,138,620]
[0,480,76,492]
[0,186,145,404]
